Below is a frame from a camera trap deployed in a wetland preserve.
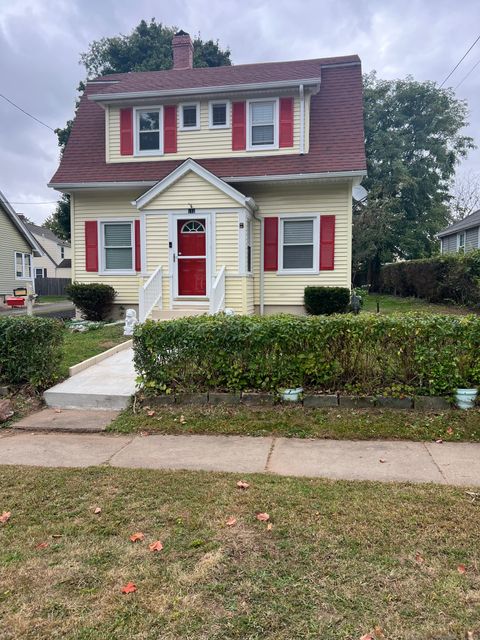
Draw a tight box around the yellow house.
[49,32,366,320]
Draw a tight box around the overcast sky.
[1,0,479,224]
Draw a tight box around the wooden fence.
[35,277,71,296]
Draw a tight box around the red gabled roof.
[50,55,366,186]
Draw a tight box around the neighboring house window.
[248,99,277,149]
[280,218,316,271]
[247,220,252,273]
[35,268,47,278]
[102,222,134,272]
[15,252,32,279]
[458,232,465,252]
[209,101,229,128]
[136,108,162,154]
[180,103,200,130]
[60,246,65,259]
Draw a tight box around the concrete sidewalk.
[0,430,479,486]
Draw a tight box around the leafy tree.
[50,19,231,237]
[43,194,70,241]
[353,72,474,287]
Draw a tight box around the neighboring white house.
[20,218,72,279]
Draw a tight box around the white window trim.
[277,215,319,275]
[134,106,163,157]
[14,251,33,280]
[35,268,47,278]
[180,102,200,131]
[208,100,230,129]
[246,97,279,151]
[99,219,136,275]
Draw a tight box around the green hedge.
[304,286,350,315]
[0,316,64,388]
[380,250,480,307]
[134,313,480,396]
[66,283,117,321]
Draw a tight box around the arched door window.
[180,220,205,234]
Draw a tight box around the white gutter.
[299,84,305,155]
[89,77,322,103]
[48,181,157,191]
[224,170,367,183]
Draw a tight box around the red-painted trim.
[264,217,278,271]
[134,219,141,272]
[232,101,246,151]
[320,215,335,270]
[163,105,177,153]
[120,108,133,156]
[85,221,98,272]
[279,97,294,148]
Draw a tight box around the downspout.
[259,215,264,316]
[299,84,305,155]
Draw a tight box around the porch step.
[151,307,209,320]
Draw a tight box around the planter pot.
[280,387,303,402]
[455,388,478,410]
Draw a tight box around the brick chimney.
[172,30,193,70]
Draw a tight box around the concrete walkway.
[1,430,479,486]
[44,348,136,410]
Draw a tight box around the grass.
[109,404,480,442]
[361,293,472,315]
[0,466,479,639]
[59,324,129,378]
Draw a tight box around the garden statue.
[124,308,138,336]
[350,292,362,315]
[224,308,235,316]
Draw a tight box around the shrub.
[0,316,64,388]
[134,313,480,396]
[66,283,117,321]
[304,287,350,315]
[380,250,480,307]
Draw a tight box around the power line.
[0,93,55,132]
[454,57,480,90]
[440,33,480,87]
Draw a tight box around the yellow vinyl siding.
[72,190,143,305]
[0,204,33,294]
[247,181,352,307]
[107,97,302,163]
[143,171,240,210]
[145,214,170,309]
[215,213,246,314]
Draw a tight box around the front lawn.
[60,323,129,378]
[109,404,480,442]
[0,466,478,639]
[361,293,472,315]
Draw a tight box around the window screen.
[211,103,227,126]
[182,105,198,128]
[104,223,133,270]
[138,110,160,151]
[15,253,23,277]
[250,100,275,146]
[282,219,314,269]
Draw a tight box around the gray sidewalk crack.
[103,435,135,466]
[264,437,276,472]
[422,442,447,483]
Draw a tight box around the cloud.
[0,0,479,223]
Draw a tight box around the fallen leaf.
[52,534,62,539]
[54,408,62,414]
[447,427,454,435]
[130,532,145,543]
[379,459,386,464]
[179,415,187,424]
[435,438,443,444]
[236,480,250,490]
[225,517,237,527]
[121,582,137,594]
[149,540,164,552]
[266,522,273,531]
[467,632,474,639]
[374,626,385,639]
[147,410,155,417]
[93,507,102,514]
[35,542,49,550]
[415,552,425,564]
[457,563,467,574]
[360,634,374,640]
[256,512,270,522]
[0,511,11,524]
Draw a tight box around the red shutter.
[279,97,294,148]
[264,217,278,271]
[163,105,177,153]
[134,220,141,272]
[120,108,133,156]
[85,221,98,272]
[232,101,246,150]
[320,216,335,270]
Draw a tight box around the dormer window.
[247,99,278,150]
[180,103,200,130]
[135,108,163,155]
[209,101,229,128]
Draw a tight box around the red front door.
[177,219,207,296]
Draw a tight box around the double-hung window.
[181,103,200,130]
[102,222,134,272]
[136,108,162,154]
[15,252,32,279]
[458,232,466,253]
[209,101,229,128]
[281,218,315,271]
[249,99,277,149]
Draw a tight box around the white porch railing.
[209,265,226,314]
[139,266,163,322]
